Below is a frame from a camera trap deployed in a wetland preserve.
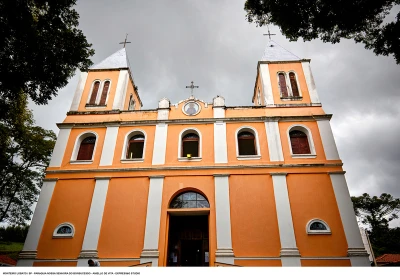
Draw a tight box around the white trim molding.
[152,123,168,165]
[78,177,110,266]
[214,122,228,164]
[99,125,119,166]
[121,129,147,161]
[70,131,99,163]
[70,72,88,111]
[287,124,317,158]
[265,121,284,161]
[17,179,57,266]
[53,223,75,238]
[178,127,202,160]
[301,61,321,104]
[214,174,234,264]
[330,173,370,266]
[271,173,301,266]
[141,176,164,266]
[317,120,340,160]
[260,64,274,105]
[112,70,129,110]
[235,126,261,160]
[306,219,331,235]
[49,128,72,167]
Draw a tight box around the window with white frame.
[71,132,98,163]
[235,127,261,159]
[122,130,146,161]
[287,125,316,157]
[277,71,301,99]
[86,80,111,106]
[178,129,202,160]
[53,223,75,238]
[306,219,331,234]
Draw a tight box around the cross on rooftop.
[263,28,276,40]
[186,81,199,98]
[119,34,131,48]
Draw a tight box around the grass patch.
[0,242,24,261]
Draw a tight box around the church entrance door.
[167,215,209,267]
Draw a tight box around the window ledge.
[52,235,73,239]
[291,154,316,159]
[85,104,107,108]
[121,158,144,163]
[281,97,303,101]
[237,155,261,160]
[178,157,202,162]
[70,160,93,164]
[307,231,331,235]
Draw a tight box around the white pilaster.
[214,122,228,164]
[78,177,110,266]
[271,173,300,266]
[70,72,88,111]
[214,174,234,264]
[151,123,168,165]
[49,128,72,167]
[265,121,284,161]
[330,173,370,266]
[17,179,57,266]
[260,64,274,105]
[157,98,170,120]
[317,120,340,160]
[112,70,129,110]
[301,62,320,104]
[140,176,164,266]
[99,125,119,166]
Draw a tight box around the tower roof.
[90,48,129,70]
[261,40,301,62]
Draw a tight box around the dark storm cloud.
[29,1,400,208]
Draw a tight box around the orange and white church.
[18,40,370,267]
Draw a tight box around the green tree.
[244,0,400,64]
[351,193,400,256]
[0,1,93,224]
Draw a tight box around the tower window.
[289,130,311,154]
[89,81,100,105]
[278,73,289,97]
[289,72,299,97]
[182,133,199,157]
[77,136,96,160]
[99,81,110,106]
[238,131,256,155]
[126,134,145,159]
[128,94,135,110]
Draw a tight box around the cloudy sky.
[30,1,400,224]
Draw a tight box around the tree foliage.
[0,225,30,243]
[244,0,400,64]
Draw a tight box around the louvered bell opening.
[77,137,96,160]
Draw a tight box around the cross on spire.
[263,27,276,40]
[119,34,131,48]
[186,81,199,98]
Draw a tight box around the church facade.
[18,41,370,267]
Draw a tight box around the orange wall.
[226,122,270,164]
[97,178,149,258]
[279,121,326,163]
[168,100,213,120]
[33,261,77,267]
[100,261,140,267]
[165,124,214,165]
[234,259,282,267]
[112,125,156,167]
[36,179,94,259]
[79,71,121,111]
[301,259,351,266]
[158,176,216,266]
[230,175,281,256]
[287,174,347,257]
[268,63,311,104]
[61,127,106,169]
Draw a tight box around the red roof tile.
[376,254,400,263]
[0,255,17,266]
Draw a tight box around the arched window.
[99,80,110,106]
[289,72,299,97]
[77,136,96,160]
[306,219,331,234]
[289,130,311,154]
[170,191,210,209]
[278,73,288,97]
[126,134,145,159]
[53,223,75,238]
[89,81,100,105]
[128,94,135,110]
[182,133,199,158]
[238,131,256,155]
